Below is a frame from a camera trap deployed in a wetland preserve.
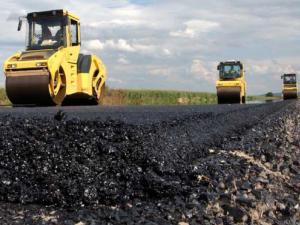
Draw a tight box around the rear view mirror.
[17,19,22,31]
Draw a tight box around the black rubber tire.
[242,96,246,104]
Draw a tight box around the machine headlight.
[7,64,17,69]
[36,62,47,67]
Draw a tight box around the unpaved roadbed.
[0,101,299,225]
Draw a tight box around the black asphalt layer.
[0,101,298,225]
[0,103,282,124]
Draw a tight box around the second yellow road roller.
[216,61,246,104]
[282,73,298,100]
[3,9,107,106]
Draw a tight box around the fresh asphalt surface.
[0,102,279,125]
[0,100,298,224]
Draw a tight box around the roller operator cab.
[282,74,298,100]
[3,9,107,106]
[216,61,246,104]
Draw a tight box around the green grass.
[103,89,217,105]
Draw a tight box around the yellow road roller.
[282,73,298,100]
[3,9,107,106]
[216,61,246,104]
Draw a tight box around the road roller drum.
[6,71,53,105]
[283,91,297,100]
[217,87,241,104]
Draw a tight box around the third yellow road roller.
[216,61,246,104]
[3,9,107,106]
[282,73,298,100]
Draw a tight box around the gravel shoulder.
[0,101,299,225]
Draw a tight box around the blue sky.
[1,0,300,94]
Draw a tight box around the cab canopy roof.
[283,73,296,77]
[27,9,79,21]
[218,61,243,70]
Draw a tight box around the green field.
[0,88,217,105]
[103,89,217,105]
[0,87,281,106]
[246,95,281,102]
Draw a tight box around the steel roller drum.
[217,87,241,104]
[283,91,298,100]
[5,70,55,105]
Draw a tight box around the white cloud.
[85,40,104,50]
[163,48,171,56]
[108,77,124,84]
[85,39,135,52]
[170,20,220,38]
[89,19,152,29]
[84,39,162,55]
[106,39,136,52]
[149,67,172,77]
[118,57,130,65]
[132,43,156,54]
[190,60,217,82]
[113,6,142,18]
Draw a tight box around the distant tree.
[265,92,274,97]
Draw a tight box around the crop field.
[0,88,281,106]
[103,88,218,105]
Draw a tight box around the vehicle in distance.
[282,73,298,100]
[216,60,246,104]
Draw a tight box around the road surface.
[0,101,299,225]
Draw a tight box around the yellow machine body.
[282,74,298,100]
[216,61,246,104]
[3,10,106,105]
